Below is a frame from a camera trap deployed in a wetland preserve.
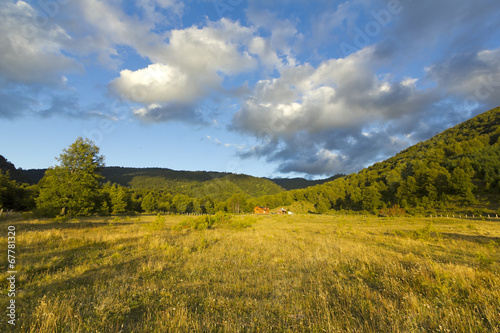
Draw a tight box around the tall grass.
[1,214,499,332]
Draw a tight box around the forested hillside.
[100,167,285,200]
[0,156,34,211]
[269,174,345,190]
[256,106,500,215]
[0,155,30,183]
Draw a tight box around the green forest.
[1,106,500,217]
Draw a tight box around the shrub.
[476,252,494,270]
[412,223,441,240]
[51,215,71,223]
[146,213,166,232]
[216,216,256,230]
[173,215,215,231]
[213,211,232,224]
[379,204,406,217]
[228,216,255,230]
[172,212,234,231]
[172,219,191,231]
[191,216,213,230]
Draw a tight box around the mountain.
[260,106,500,214]
[22,166,344,198]
[270,174,346,190]
[101,167,285,200]
[0,155,30,183]
[23,169,46,184]
[23,166,286,201]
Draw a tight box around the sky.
[1,0,500,179]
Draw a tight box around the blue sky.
[1,0,500,179]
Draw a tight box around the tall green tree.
[141,192,157,213]
[361,186,382,213]
[227,193,247,213]
[102,183,132,214]
[36,138,104,216]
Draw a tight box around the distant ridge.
[269,174,345,190]
[0,155,30,183]
[21,166,341,193]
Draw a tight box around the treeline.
[0,171,35,212]
[99,186,279,215]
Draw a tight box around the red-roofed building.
[254,206,269,214]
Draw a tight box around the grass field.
[1,213,499,332]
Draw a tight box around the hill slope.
[0,155,30,183]
[261,106,500,214]
[269,174,345,190]
[23,167,286,201]
[101,167,285,200]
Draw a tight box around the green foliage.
[141,192,157,213]
[173,216,211,231]
[14,107,500,216]
[97,167,285,201]
[227,193,247,213]
[145,213,166,232]
[212,211,233,225]
[172,194,190,213]
[0,170,35,211]
[379,204,406,217]
[412,223,441,240]
[101,183,133,214]
[173,211,234,231]
[0,155,30,183]
[476,252,495,270]
[271,174,345,190]
[36,138,105,217]
[225,216,255,230]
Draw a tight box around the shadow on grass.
[14,221,132,232]
[440,232,500,245]
[17,255,155,331]
[31,256,145,294]
[20,237,144,283]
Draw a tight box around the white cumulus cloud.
[111,19,258,122]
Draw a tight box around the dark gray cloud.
[426,48,500,108]
[372,0,500,64]
[230,0,500,177]
[0,87,36,119]
[132,102,208,124]
[231,47,444,176]
[0,84,118,121]
[235,98,478,177]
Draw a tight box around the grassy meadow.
[1,213,499,332]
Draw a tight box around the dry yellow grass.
[1,214,499,332]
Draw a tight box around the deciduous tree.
[36,138,104,216]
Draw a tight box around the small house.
[276,207,287,215]
[254,206,269,214]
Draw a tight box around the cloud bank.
[1,0,499,177]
